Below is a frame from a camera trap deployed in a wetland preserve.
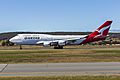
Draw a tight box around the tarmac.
[0,62,120,76]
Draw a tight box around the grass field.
[0,76,120,80]
[0,45,120,63]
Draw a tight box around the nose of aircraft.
[9,37,16,43]
[9,36,22,44]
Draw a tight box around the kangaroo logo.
[97,25,110,36]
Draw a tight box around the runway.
[0,62,120,76]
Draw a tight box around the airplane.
[9,20,112,49]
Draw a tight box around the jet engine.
[50,40,66,46]
[43,42,50,46]
[58,40,66,46]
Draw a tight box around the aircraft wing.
[36,37,85,46]
[36,41,52,46]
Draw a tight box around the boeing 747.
[9,21,112,49]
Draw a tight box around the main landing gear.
[54,45,63,49]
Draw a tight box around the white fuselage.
[9,34,87,45]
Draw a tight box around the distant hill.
[0,32,120,40]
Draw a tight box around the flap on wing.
[38,40,55,44]
[66,38,80,41]
[36,37,85,45]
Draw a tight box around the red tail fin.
[89,21,112,37]
[81,21,112,44]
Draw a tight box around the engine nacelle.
[58,40,66,46]
[50,42,58,46]
[43,42,50,46]
[43,40,66,46]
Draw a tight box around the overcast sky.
[0,0,120,33]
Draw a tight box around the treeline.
[0,40,14,46]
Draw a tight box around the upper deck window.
[24,37,40,40]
